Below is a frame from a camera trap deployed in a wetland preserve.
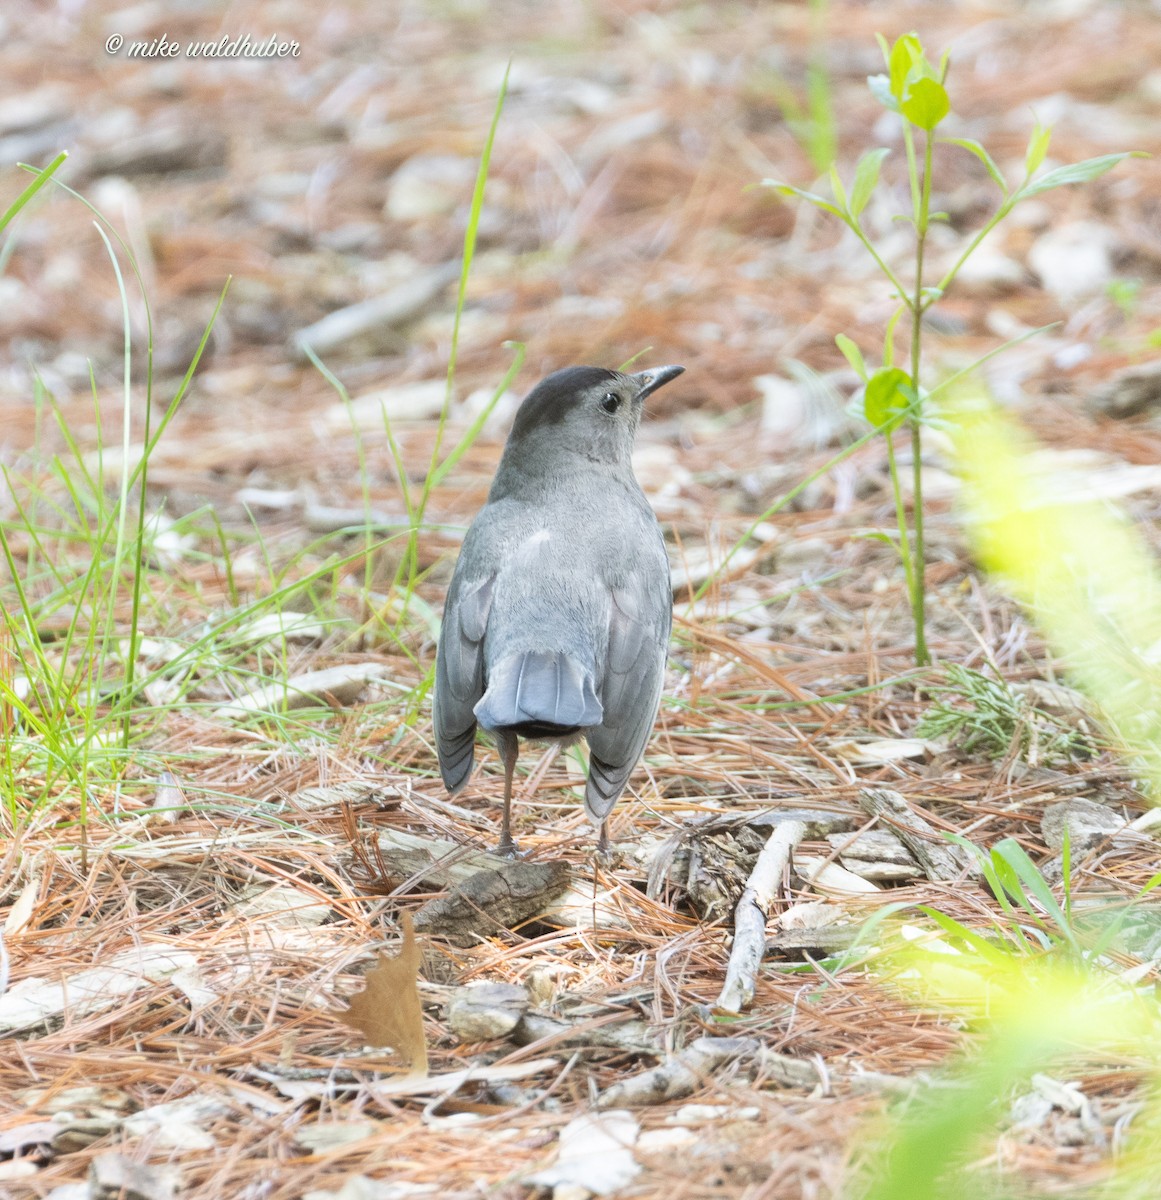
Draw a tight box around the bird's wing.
[585,572,670,822]
[433,571,495,793]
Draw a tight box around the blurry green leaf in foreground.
[951,392,1161,800]
[861,935,1161,1200]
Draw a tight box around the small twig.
[596,1036,822,1108]
[716,819,806,1013]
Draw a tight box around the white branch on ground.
[715,818,806,1014]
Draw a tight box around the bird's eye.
[600,392,621,414]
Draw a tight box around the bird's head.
[503,364,685,469]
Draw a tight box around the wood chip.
[90,1153,177,1200]
[826,829,923,882]
[214,663,391,718]
[414,860,572,945]
[766,925,862,957]
[856,788,974,882]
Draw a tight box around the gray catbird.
[433,363,683,855]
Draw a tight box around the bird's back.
[434,464,668,800]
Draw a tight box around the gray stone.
[1041,799,1124,853]
[447,983,529,1042]
[1088,359,1161,419]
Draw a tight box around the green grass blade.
[0,152,68,236]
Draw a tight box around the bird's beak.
[630,364,684,401]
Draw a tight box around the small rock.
[1087,359,1161,420]
[955,242,1026,294]
[1010,1090,1055,1129]
[0,1160,40,1181]
[756,369,852,449]
[774,537,832,576]
[324,380,447,430]
[447,982,530,1042]
[0,1121,57,1155]
[637,1127,697,1150]
[90,1153,176,1200]
[525,1110,641,1195]
[1027,222,1114,303]
[385,154,476,221]
[303,1180,438,1200]
[45,1185,90,1200]
[633,442,691,499]
[582,109,667,159]
[52,1117,121,1153]
[231,883,333,931]
[1040,798,1123,853]
[17,1083,134,1117]
[831,738,930,766]
[1012,680,1091,719]
[778,900,846,931]
[666,1104,761,1126]
[461,385,520,436]
[295,1121,381,1153]
[0,85,69,135]
[88,125,228,178]
[292,262,458,357]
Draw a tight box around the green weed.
[917,663,1088,764]
[764,32,1142,665]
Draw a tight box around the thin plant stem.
[906,126,933,665]
[885,433,916,602]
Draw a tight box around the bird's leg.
[495,733,519,857]
[595,819,612,862]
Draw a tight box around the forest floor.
[2,1,1161,1197]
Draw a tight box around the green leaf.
[856,530,905,560]
[1025,118,1052,177]
[889,33,923,98]
[901,77,949,130]
[1019,152,1143,199]
[867,73,899,112]
[828,164,848,212]
[864,366,911,425]
[874,32,891,68]
[849,147,890,217]
[835,333,868,380]
[993,839,1075,949]
[760,179,846,220]
[918,905,1012,967]
[882,304,906,368]
[940,136,1008,194]
[1,151,69,238]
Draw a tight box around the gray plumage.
[433,363,682,854]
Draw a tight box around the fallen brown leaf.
[341,912,428,1074]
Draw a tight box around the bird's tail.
[474,650,602,734]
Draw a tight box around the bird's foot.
[594,831,617,865]
[494,835,521,859]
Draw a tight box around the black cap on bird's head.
[506,364,685,457]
